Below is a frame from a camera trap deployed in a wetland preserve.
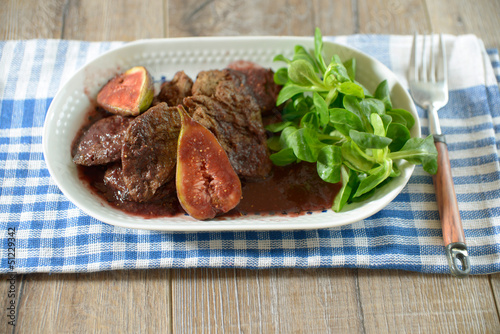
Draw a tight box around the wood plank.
[62,0,164,41]
[311,0,357,36]
[14,270,171,333]
[172,268,363,333]
[358,269,500,333]
[426,0,500,50]
[167,0,356,37]
[0,0,65,39]
[0,274,23,333]
[488,274,500,316]
[357,0,429,34]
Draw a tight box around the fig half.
[97,66,154,116]
[176,106,242,220]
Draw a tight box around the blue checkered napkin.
[1,36,499,274]
[490,49,500,86]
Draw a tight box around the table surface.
[2,0,500,332]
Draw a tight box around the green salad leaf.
[268,27,438,212]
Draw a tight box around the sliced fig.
[97,66,154,116]
[176,105,242,220]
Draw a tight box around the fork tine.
[421,34,427,82]
[409,32,418,82]
[437,34,447,84]
[429,34,436,82]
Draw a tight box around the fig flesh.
[176,106,242,220]
[97,66,154,116]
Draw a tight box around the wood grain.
[0,274,22,333]
[358,269,500,333]
[310,0,357,36]
[168,0,357,37]
[489,274,500,323]
[172,268,500,332]
[62,0,165,41]
[14,270,171,333]
[0,0,65,39]
[426,0,500,50]
[357,0,429,34]
[433,141,465,246]
[172,268,363,333]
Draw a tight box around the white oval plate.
[43,37,418,231]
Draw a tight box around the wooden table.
[2,0,500,332]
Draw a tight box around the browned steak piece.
[121,102,181,202]
[227,60,281,115]
[154,71,193,107]
[146,178,178,203]
[72,115,132,166]
[191,70,225,97]
[103,163,178,204]
[184,69,272,180]
[103,163,131,202]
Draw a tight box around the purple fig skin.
[175,105,242,220]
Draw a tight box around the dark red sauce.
[237,162,341,215]
[77,161,341,219]
[77,165,183,217]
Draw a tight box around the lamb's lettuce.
[267,28,438,211]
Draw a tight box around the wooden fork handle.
[432,135,470,277]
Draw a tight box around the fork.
[409,33,470,277]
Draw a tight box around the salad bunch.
[267,28,438,212]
